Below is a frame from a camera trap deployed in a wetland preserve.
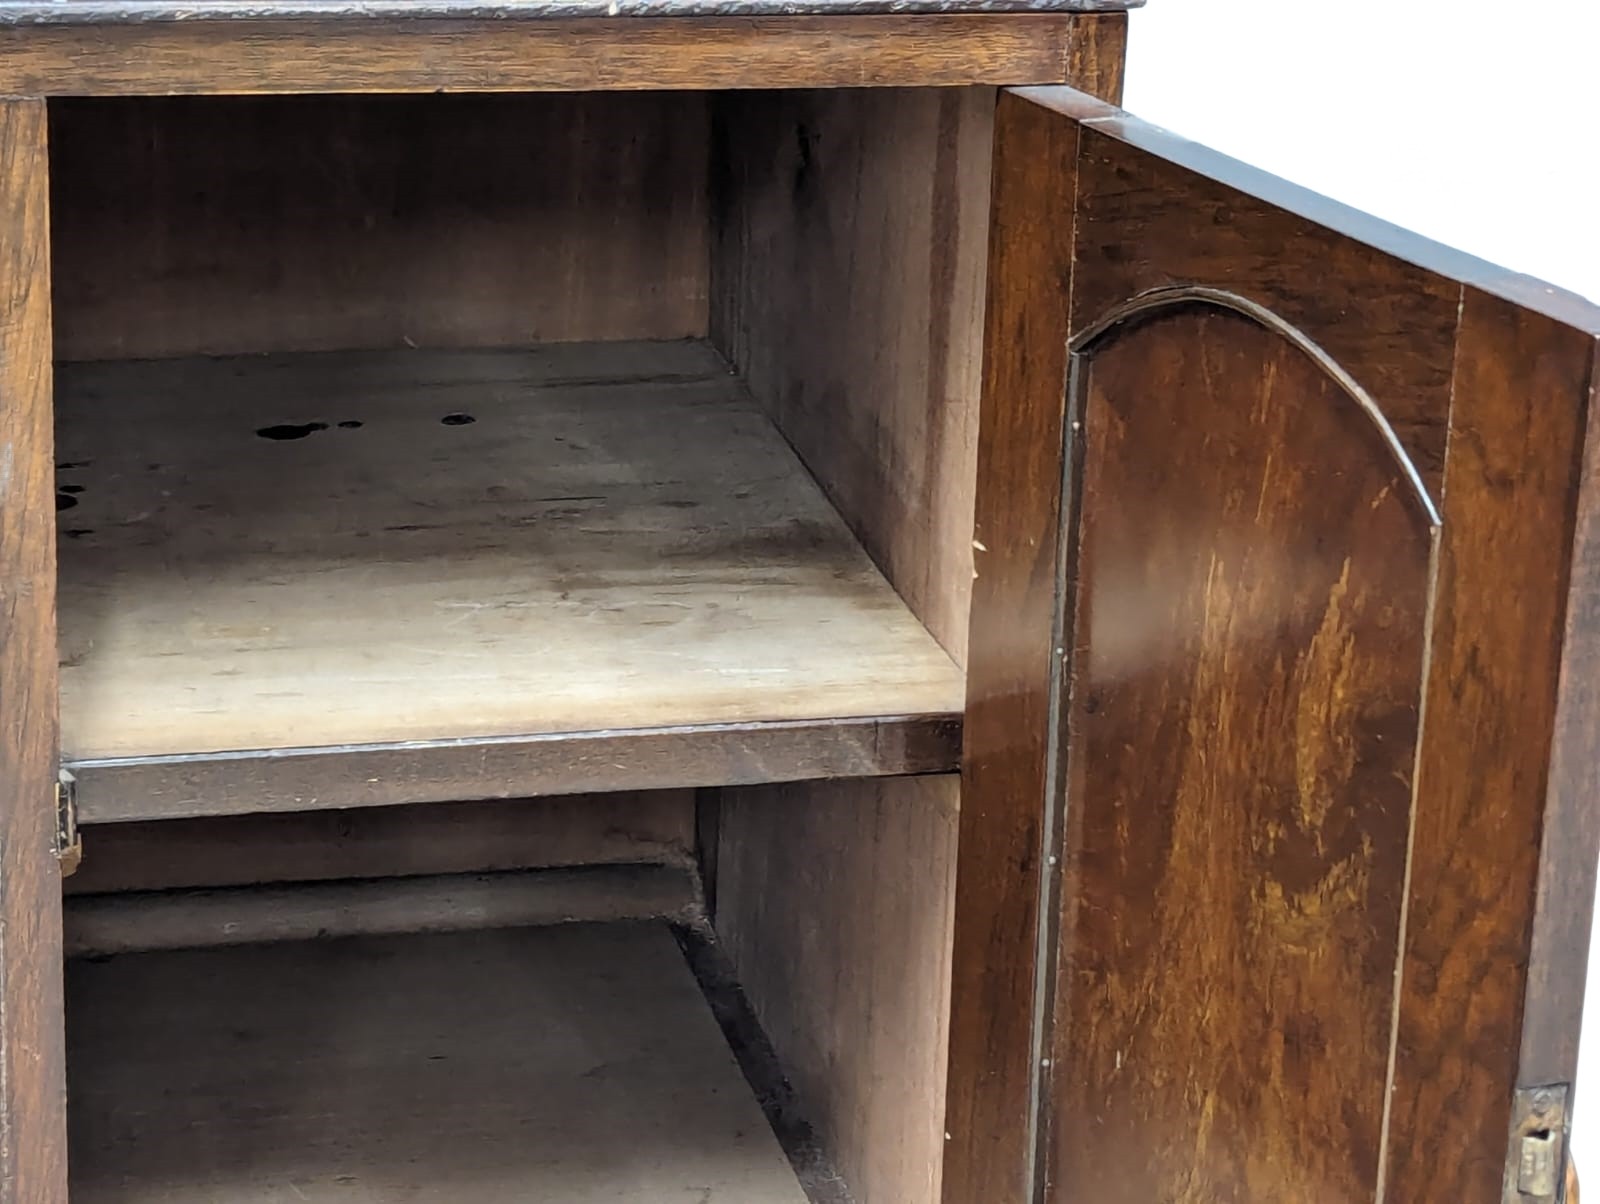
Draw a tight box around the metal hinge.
[54,768,81,877]
[1504,1084,1571,1203]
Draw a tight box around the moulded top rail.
[0,3,1139,94]
[0,0,1143,21]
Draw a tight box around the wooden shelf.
[56,339,963,822]
[67,921,810,1203]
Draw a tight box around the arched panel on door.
[1040,288,1440,1204]
[946,84,1600,1204]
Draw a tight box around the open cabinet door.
[0,98,66,1203]
[946,86,1600,1204]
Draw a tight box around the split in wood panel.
[66,921,809,1203]
[55,339,964,819]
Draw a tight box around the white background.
[1119,0,1600,1171]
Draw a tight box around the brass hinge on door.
[55,768,81,877]
[1505,1084,1571,1203]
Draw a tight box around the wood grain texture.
[971,85,1600,1204]
[1045,305,1435,1203]
[1067,126,1456,495]
[0,97,64,1204]
[1384,297,1600,1202]
[711,86,994,660]
[68,716,961,823]
[64,865,702,956]
[67,923,807,1202]
[706,80,1140,1204]
[1034,91,1600,335]
[0,16,1094,95]
[1017,84,1600,489]
[940,89,1080,1204]
[65,793,696,895]
[55,341,961,766]
[1521,333,1600,1087]
[0,0,1144,20]
[1061,8,1126,104]
[717,776,959,1204]
[51,94,709,360]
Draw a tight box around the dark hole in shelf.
[256,422,329,441]
[56,492,78,511]
[65,528,94,539]
[440,413,476,426]
[1530,1128,1553,1142]
[56,460,90,471]
[59,483,86,495]
[338,420,364,429]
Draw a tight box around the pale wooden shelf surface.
[56,340,963,802]
[67,921,809,1202]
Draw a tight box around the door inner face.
[1040,290,1440,1204]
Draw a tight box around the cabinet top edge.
[0,0,1142,23]
[1012,87,1600,338]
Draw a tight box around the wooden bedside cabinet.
[0,4,1594,1202]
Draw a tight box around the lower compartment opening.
[61,780,949,1203]
[67,918,831,1203]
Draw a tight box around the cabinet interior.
[53,87,993,1203]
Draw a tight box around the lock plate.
[1504,1084,1570,1203]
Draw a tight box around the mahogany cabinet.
[0,4,1595,1202]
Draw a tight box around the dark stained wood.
[941,88,1081,1204]
[0,0,1143,18]
[716,776,960,1204]
[65,793,698,896]
[1046,304,1434,1202]
[1062,8,1126,104]
[709,82,1064,1204]
[703,71,1126,1204]
[67,715,963,824]
[0,97,65,1204]
[711,85,997,660]
[1014,84,1600,496]
[695,789,722,918]
[51,94,710,360]
[0,15,1103,95]
[963,84,1600,1204]
[1020,86,1600,396]
[1066,115,1457,494]
[1384,297,1600,1203]
[64,865,703,956]
[1522,337,1600,1085]
[673,925,857,1204]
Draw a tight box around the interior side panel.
[708,87,993,1204]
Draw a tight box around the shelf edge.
[66,713,963,824]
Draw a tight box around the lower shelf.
[67,922,810,1203]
